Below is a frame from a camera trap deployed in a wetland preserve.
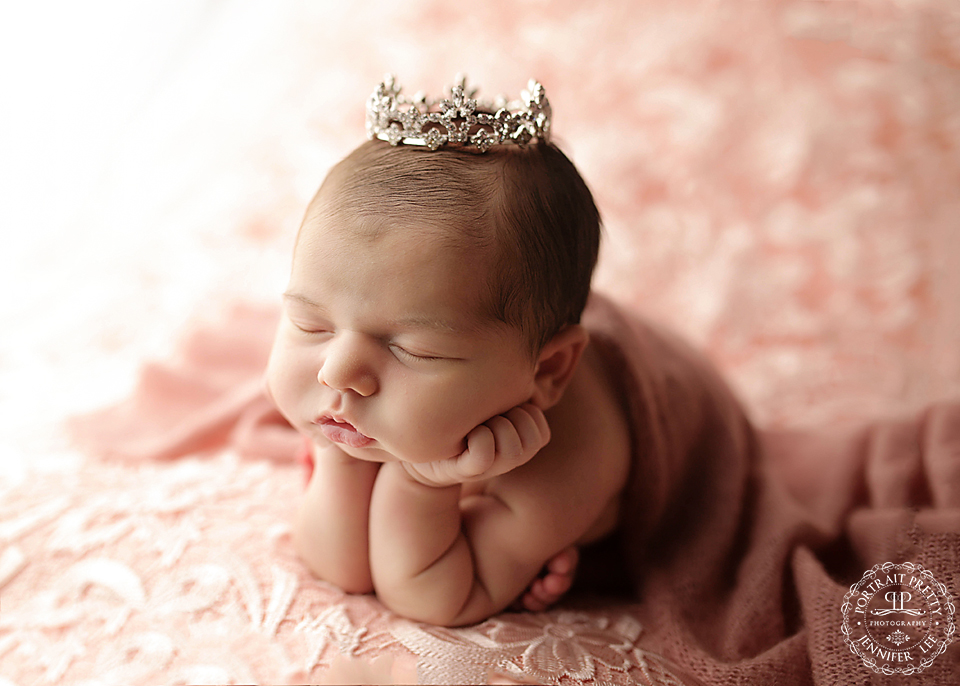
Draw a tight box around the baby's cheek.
[264,351,288,399]
[422,409,476,459]
[265,363,309,422]
[387,410,466,462]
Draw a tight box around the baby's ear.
[530,324,589,410]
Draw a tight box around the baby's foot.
[518,547,579,612]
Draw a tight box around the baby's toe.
[547,547,579,576]
[522,592,549,612]
[542,570,573,597]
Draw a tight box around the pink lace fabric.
[0,453,691,685]
[2,1,958,684]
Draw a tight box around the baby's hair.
[307,139,601,356]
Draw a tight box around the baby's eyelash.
[292,321,330,335]
[390,344,441,362]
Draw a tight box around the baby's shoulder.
[489,341,632,543]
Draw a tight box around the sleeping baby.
[266,77,630,626]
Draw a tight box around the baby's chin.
[377,438,467,465]
[338,439,464,465]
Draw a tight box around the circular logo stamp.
[841,562,956,675]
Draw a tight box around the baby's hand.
[402,403,550,487]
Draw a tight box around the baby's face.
[266,206,538,464]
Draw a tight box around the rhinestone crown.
[365,74,551,152]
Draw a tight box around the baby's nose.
[318,332,378,397]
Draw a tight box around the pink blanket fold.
[70,302,300,464]
[582,294,959,684]
[71,293,960,684]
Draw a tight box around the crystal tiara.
[365,74,551,152]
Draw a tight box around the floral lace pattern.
[395,611,692,685]
[0,452,690,684]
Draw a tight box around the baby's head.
[304,139,600,356]
[268,133,600,464]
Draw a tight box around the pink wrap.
[584,293,960,683]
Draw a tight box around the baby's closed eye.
[389,344,445,362]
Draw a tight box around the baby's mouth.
[316,416,373,449]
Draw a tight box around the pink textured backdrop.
[1,1,958,683]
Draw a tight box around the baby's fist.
[404,404,550,487]
[460,404,551,479]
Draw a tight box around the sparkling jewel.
[366,74,551,152]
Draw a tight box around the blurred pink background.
[1,1,958,683]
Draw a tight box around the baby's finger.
[485,415,522,462]
[504,404,551,453]
[525,402,551,440]
[457,424,496,478]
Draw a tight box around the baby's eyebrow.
[282,292,324,310]
[283,291,472,335]
[388,314,465,335]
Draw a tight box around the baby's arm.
[368,404,558,625]
[293,443,380,594]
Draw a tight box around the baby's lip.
[318,414,360,431]
[315,415,373,449]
